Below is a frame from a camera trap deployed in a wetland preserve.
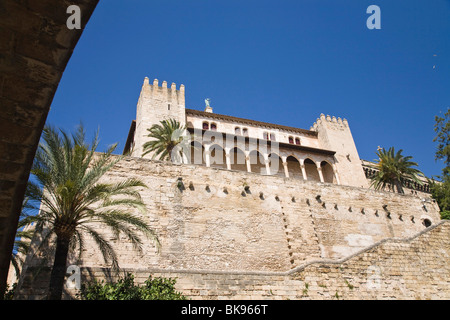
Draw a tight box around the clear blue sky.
[47,0,450,178]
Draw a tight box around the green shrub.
[79,273,186,300]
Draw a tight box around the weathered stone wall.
[16,156,445,299]
[18,220,450,300]
[104,220,449,300]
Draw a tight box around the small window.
[263,132,269,140]
[295,138,300,145]
[235,127,241,135]
[270,133,275,141]
[168,104,171,110]
[211,123,217,131]
[423,219,432,228]
[203,122,209,130]
[243,128,248,136]
[289,136,294,144]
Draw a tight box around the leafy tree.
[370,147,423,194]
[2,197,38,300]
[79,273,186,300]
[433,108,450,173]
[430,108,450,220]
[142,119,186,162]
[27,124,159,300]
[430,181,450,220]
[9,197,34,284]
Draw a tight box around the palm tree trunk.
[48,236,70,300]
[395,179,404,194]
[167,146,174,162]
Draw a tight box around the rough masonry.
[15,157,447,299]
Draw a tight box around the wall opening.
[209,144,227,169]
[304,158,320,182]
[230,147,247,172]
[423,219,432,228]
[268,153,285,177]
[249,150,267,174]
[321,161,335,183]
[190,141,206,166]
[286,156,302,180]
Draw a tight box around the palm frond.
[142,119,186,162]
[25,124,159,279]
[371,146,423,193]
[80,225,119,270]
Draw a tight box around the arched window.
[235,127,241,135]
[286,156,302,180]
[320,161,335,183]
[289,136,294,144]
[209,144,227,169]
[249,150,267,174]
[268,153,284,177]
[203,122,209,130]
[270,133,276,141]
[295,138,300,145]
[230,147,246,172]
[242,128,248,136]
[263,132,269,140]
[190,141,206,166]
[210,123,217,131]
[304,158,320,182]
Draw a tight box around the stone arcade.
[15,77,449,300]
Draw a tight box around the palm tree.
[27,124,159,300]
[9,198,35,283]
[142,119,186,162]
[370,147,423,194]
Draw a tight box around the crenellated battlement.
[310,113,348,131]
[143,77,185,93]
[132,77,187,158]
[309,113,368,188]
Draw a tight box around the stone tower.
[132,77,186,158]
[312,114,368,188]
